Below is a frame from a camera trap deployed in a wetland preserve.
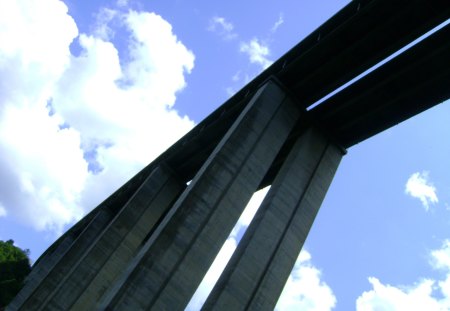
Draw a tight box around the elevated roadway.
[35,0,450,280]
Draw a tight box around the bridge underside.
[9,0,450,310]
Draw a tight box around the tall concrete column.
[14,165,185,311]
[97,80,301,310]
[202,127,344,310]
[10,197,119,310]
[68,166,185,310]
[10,160,164,311]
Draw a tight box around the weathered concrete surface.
[202,128,343,310]
[13,166,185,311]
[97,80,301,310]
[10,198,117,310]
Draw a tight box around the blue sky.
[1,0,450,310]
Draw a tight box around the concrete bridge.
[9,0,450,310]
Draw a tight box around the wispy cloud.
[240,38,273,70]
[405,171,438,211]
[271,13,284,33]
[116,0,129,7]
[0,203,6,218]
[356,240,450,310]
[208,16,237,40]
[224,13,282,98]
[93,7,118,40]
[231,70,241,82]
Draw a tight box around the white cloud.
[186,188,268,309]
[220,21,274,94]
[356,240,450,310]
[186,237,238,310]
[0,0,83,233]
[208,16,237,40]
[240,38,273,70]
[276,250,337,311]
[431,240,450,272]
[236,187,269,227]
[431,241,450,303]
[356,278,441,311]
[0,203,7,218]
[405,171,438,211]
[271,13,284,33]
[0,1,195,234]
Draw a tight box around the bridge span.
[9,0,450,310]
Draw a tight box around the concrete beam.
[202,128,343,310]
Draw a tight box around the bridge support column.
[97,80,301,310]
[202,127,344,310]
[11,196,120,310]
[14,165,185,311]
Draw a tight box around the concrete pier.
[10,197,117,310]
[97,80,301,310]
[13,166,185,311]
[202,128,343,310]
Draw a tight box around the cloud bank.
[275,250,337,311]
[0,0,194,233]
[356,240,450,310]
